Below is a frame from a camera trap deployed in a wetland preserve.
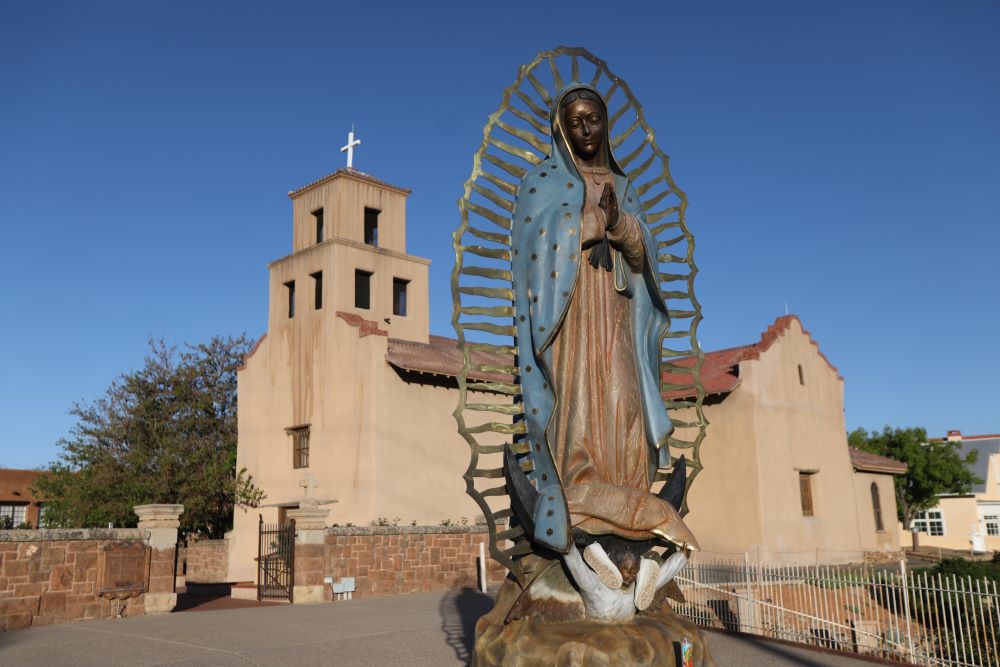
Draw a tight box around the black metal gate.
[257,515,295,603]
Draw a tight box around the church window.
[313,208,324,244]
[364,208,380,246]
[311,271,323,310]
[797,364,805,385]
[355,270,372,309]
[986,515,999,536]
[870,482,884,531]
[912,509,945,536]
[799,472,815,517]
[287,426,310,469]
[284,281,296,318]
[393,278,409,316]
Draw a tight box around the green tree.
[33,336,265,537]
[848,426,981,548]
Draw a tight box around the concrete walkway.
[0,589,882,666]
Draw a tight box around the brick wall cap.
[0,528,144,542]
[325,525,489,536]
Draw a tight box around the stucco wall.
[745,319,866,563]
[897,447,1000,553]
[852,472,900,552]
[231,319,506,582]
[899,496,999,551]
[682,319,895,564]
[291,172,408,254]
[680,387,765,558]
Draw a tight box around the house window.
[364,208,379,246]
[284,281,295,318]
[870,482,884,532]
[392,278,409,316]
[313,208,324,244]
[912,509,945,536]
[799,472,815,517]
[797,364,805,386]
[985,515,999,536]
[355,270,372,309]
[37,504,47,528]
[0,503,27,527]
[311,271,323,310]
[287,426,310,469]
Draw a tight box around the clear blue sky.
[2,1,998,470]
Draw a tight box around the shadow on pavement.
[712,630,862,667]
[175,583,280,612]
[439,587,494,665]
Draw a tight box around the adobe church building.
[671,316,907,565]
[229,166,905,582]
[228,168,508,583]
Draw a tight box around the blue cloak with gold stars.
[509,83,673,554]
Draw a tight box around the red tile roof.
[663,315,842,399]
[0,469,46,503]
[386,335,512,384]
[849,447,908,475]
[385,315,844,397]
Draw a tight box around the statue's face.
[561,98,605,165]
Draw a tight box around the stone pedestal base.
[474,580,714,667]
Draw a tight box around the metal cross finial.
[298,474,319,500]
[340,125,361,169]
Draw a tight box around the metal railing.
[672,556,1000,666]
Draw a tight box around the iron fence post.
[899,558,915,663]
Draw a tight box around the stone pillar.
[134,504,183,614]
[286,505,329,604]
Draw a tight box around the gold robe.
[549,166,686,544]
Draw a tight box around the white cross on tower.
[340,125,361,169]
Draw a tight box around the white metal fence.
[671,557,999,666]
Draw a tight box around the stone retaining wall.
[305,526,507,601]
[0,529,154,631]
[183,537,230,583]
[0,504,183,631]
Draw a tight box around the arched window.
[871,482,884,532]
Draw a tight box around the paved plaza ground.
[0,588,884,666]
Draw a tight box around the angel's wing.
[451,46,706,586]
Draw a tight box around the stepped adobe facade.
[672,316,906,564]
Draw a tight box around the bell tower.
[268,167,431,344]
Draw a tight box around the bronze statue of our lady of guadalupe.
[504,82,698,619]
[455,48,713,665]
